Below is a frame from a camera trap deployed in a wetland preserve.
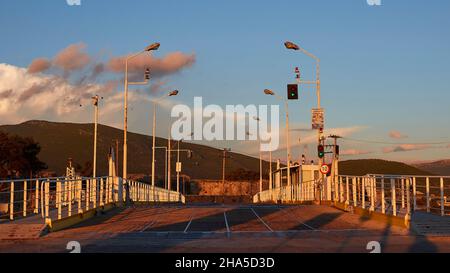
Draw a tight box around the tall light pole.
[92,95,100,178]
[176,132,193,193]
[284,41,324,199]
[151,90,179,187]
[123,42,160,181]
[263,89,291,188]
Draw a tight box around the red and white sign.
[320,164,330,175]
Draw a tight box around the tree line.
[0,131,47,179]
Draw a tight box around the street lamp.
[284,40,323,200]
[123,42,159,181]
[151,90,180,188]
[263,89,291,188]
[284,40,322,142]
[246,123,263,194]
[92,95,100,178]
[176,132,193,194]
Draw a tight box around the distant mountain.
[339,159,432,176]
[0,121,435,181]
[0,120,270,180]
[413,159,450,176]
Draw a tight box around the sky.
[0,0,449,163]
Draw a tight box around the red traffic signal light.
[287,84,298,100]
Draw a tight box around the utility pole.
[329,135,341,201]
[168,130,172,191]
[115,139,119,177]
[92,95,100,178]
[221,148,231,198]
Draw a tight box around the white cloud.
[0,63,121,125]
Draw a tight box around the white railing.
[334,175,450,218]
[254,179,318,203]
[0,176,185,223]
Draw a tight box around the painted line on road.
[224,211,230,234]
[183,211,196,233]
[278,207,315,230]
[139,221,156,232]
[251,208,274,232]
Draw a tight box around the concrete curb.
[330,201,410,229]
[47,203,118,232]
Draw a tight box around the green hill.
[0,120,433,180]
[0,120,270,180]
[339,159,432,176]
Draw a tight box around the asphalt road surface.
[0,204,449,253]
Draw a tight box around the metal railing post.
[361,178,366,209]
[34,179,39,214]
[45,181,50,223]
[345,176,350,205]
[23,180,27,217]
[68,180,72,217]
[352,177,357,206]
[381,178,385,214]
[77,178,82,214]
[370,177,375,212]
[9,182,14,220]
[57,179,62,220]
[401,178,405,209]
[412,177,417,211]
[100,178,104,206]
[93,178,97,209]
[391,178,397,216]
[441,177,445,216]
[426,177,430,213]
[86,179,90,211]
[406,178,411,219]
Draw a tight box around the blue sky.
[0,0,449,163]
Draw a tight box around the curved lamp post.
[263,89,291,188]
[151,90,179,188]
[123,42,160,181]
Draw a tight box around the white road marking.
[278,207,315,230]
[139,221,156,232]
[223,212,230,234]
[184,212,195,233]
[251,207,274,232]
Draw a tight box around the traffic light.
[287,84,298,100]
[326,164,332,177]
[318,145,325,158]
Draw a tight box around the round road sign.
[320,164,330,175]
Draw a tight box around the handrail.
[0,176,185,223]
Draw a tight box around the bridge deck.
[0,204,449,253]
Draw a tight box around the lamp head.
[284,41,300,50]
[169,90,179,96]
[145,42,160,51]
[264,89,275,96]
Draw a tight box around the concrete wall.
[189,180,269,196]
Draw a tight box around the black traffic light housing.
[335,145,340,156]
[326,163,332,177]
[287,84,298,100]
[318,145,325,158]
